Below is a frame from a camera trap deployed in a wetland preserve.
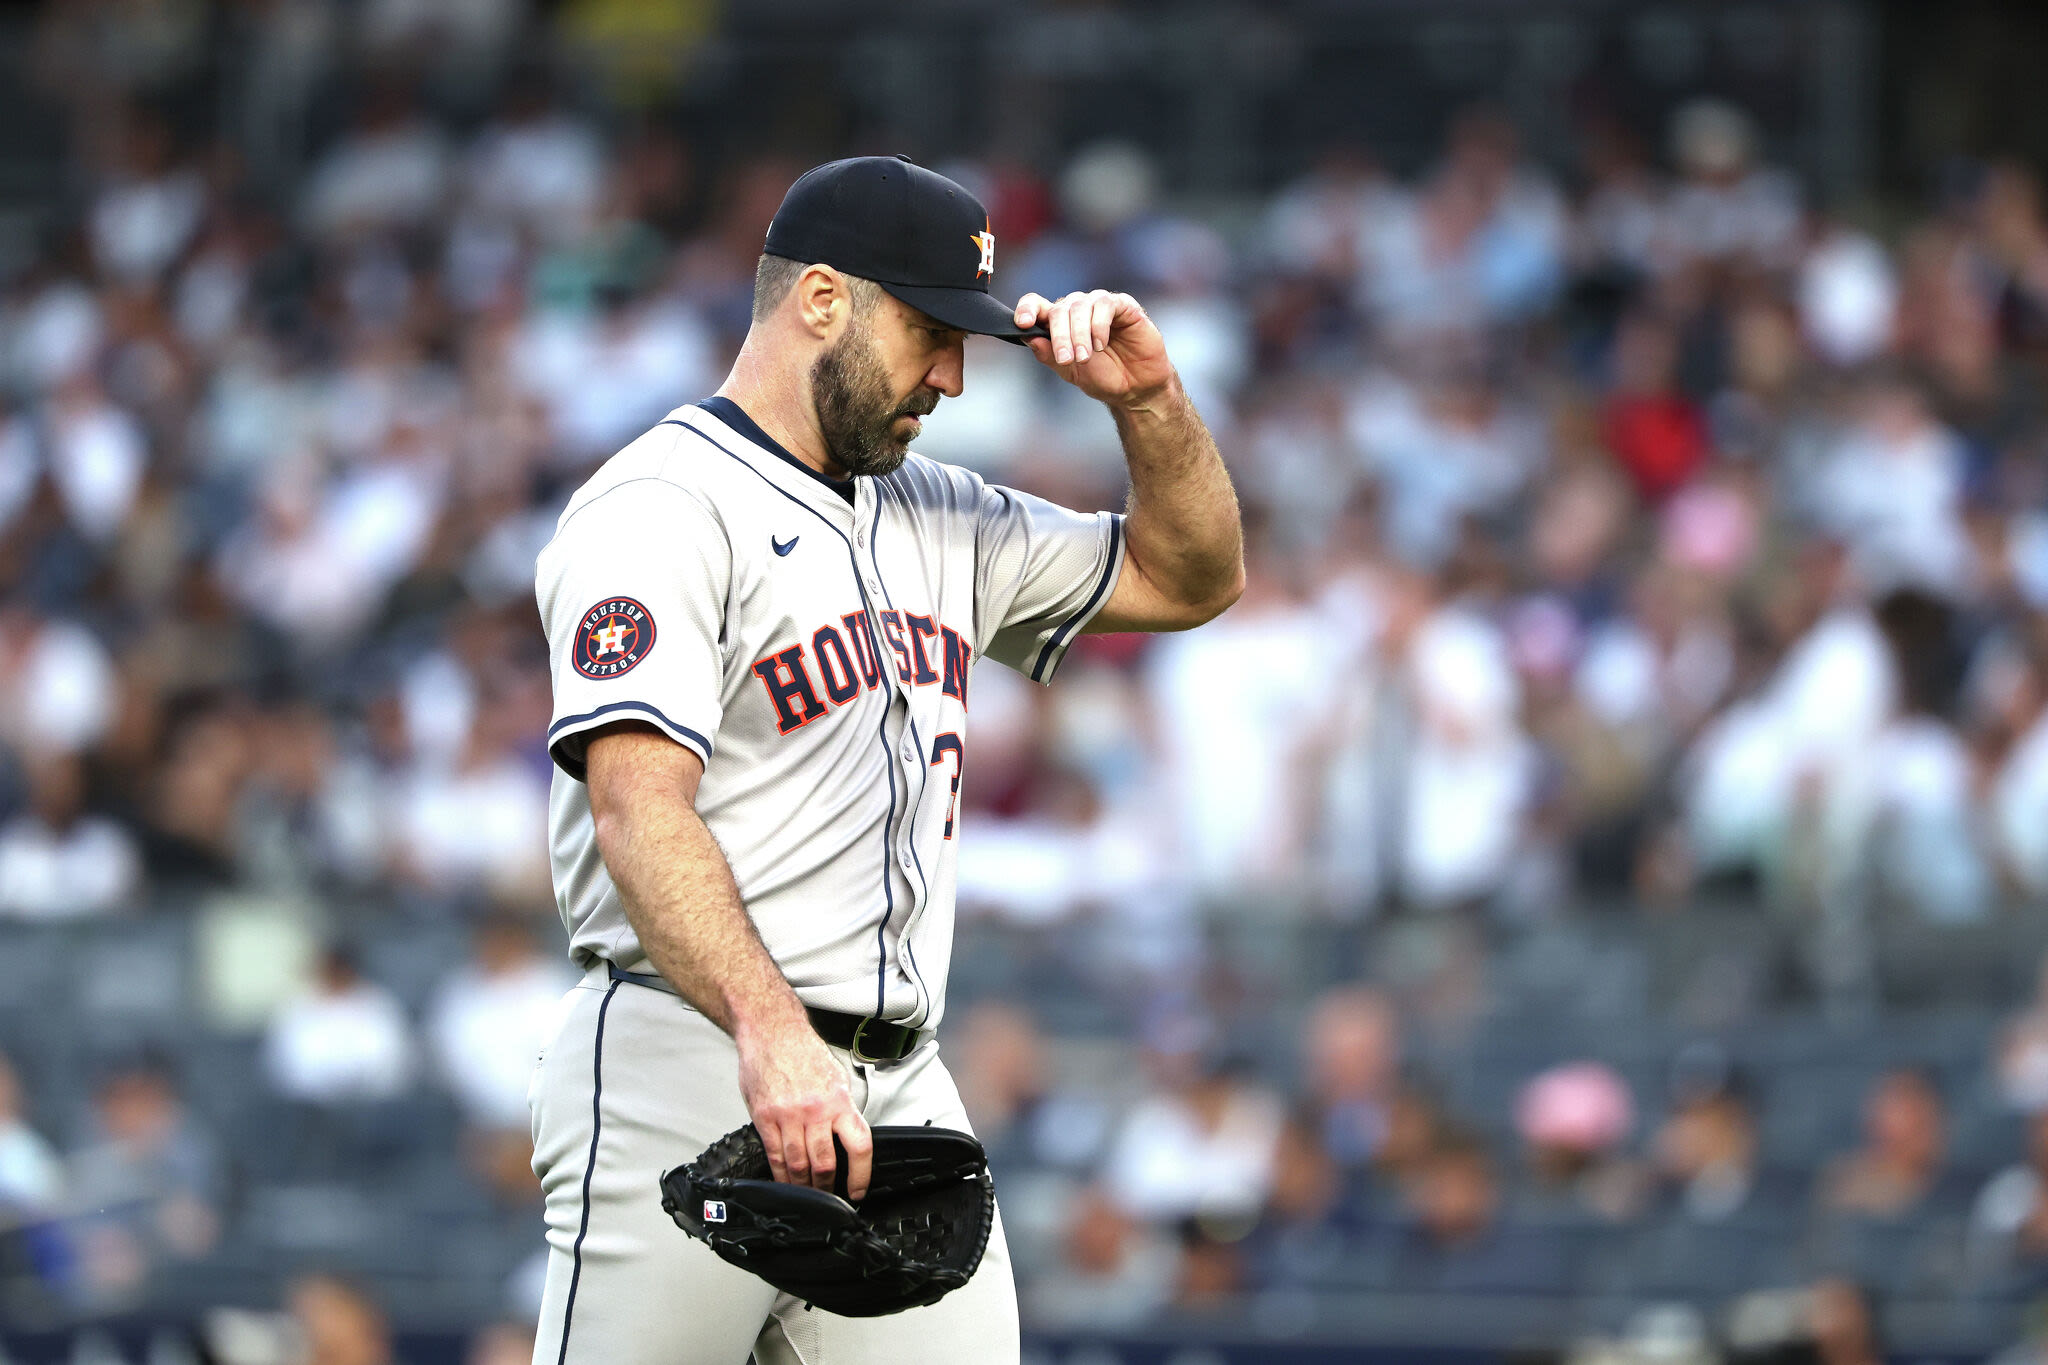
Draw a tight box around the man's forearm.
[590,751,807,1041]
[583,726,869,1195]
[1112,377,1244,619]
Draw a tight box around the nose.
[927,337,965,399]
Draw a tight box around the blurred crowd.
[14,24,2048,964]
[10,0,2048,1357]
[947,971,2048,1360]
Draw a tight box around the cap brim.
[879,283,1047,346]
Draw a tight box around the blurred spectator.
[1852,589,1990,921]
[2000,955,2048,1112]
[953,756,1171,932]
[215,439,447,649]
[0,611,119,758]
[1807,375,1973,597]
[1816,1069,1949,1219]
[1358,109,1565,337]
[1145,547,1336,897]
[509,281,714,465]
[1725,1279,1886,1365]
[1300,986,1400,1172]
[65,1056,222,1304]
[463,79,604,247]
[0,1051,62,1217]
[289,1273,397,1365]
[1800,223,1900,368]
[88,115,204,287]
[1574,117,1663,281]
[1172,1216,1246,1310]
[44,375,147,543]
[1684,553,1891,880]
[1406,1136,1498,1250]
[951,1001,1109,1174]
[426,916,573,1132]
[1575,1306,1720,1365]
[1349,363,1544,571]
[1022,1188,1176,1332]
[382,664,551,905]
[1970,1110,2048,1274]
[1653,1085,1764,1223]
[385,740,550,904]
[262,946,417,1106]
[1396,580,1537,908]
[0,753,141,918]
[302,84,451,241]
[467,1321,535,1365]
[1373,1086,1451,1198]
[1806,1276,1886,1365]
[1262,143,1399,285]
[1243,1114,1350,1290]
[1101,1052,1284,1226]
[1390,1134,1574,1293]
[1513,1062,1648,1223]
[954,1000,1049,1160]
[1660,99,1801,272]
[1993,661,2048,902]
[1602,311,1709,504]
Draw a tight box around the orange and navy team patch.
[575,598,656,679]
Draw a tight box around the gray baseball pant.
[527,963,1020,1365]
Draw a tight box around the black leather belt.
[606,965,929,1064]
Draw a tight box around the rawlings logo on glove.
[660,1123,995,1317]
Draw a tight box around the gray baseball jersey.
[536,396,1125,1029]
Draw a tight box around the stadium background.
[4,0,2048,1361]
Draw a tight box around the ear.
[794,265,852,339]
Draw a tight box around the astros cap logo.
[575,597,657,679]
[970,217,995,279]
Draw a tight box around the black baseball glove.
[660,1123,995,1317]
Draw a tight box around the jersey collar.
[694,396,856,506]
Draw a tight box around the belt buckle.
[847,1016,890,1064]
[847,1015,880,1064]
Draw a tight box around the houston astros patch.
[575,598,656,679]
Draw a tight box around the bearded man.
[528,155,1243,1364]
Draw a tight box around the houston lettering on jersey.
[750,609,969,736]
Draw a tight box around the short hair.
[750,254,883,325]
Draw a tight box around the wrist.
[728,984,813,1051]
[1107,371,1182,419]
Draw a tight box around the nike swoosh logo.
[773,535,799,557]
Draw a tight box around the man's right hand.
[735,1009,874,1201]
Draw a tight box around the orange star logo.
[969,217,995,279]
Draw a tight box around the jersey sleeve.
[973,481,1126,684]
[537,479,731,781]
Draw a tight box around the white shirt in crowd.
[1101,1081,1284,1224]
[1402,601,1534,907]
[0,1119,63,1212]
[1,618,118,756]
[427,950,575,1129]
[263,977,417,1105]
[0,815,140,919]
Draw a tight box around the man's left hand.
[1014,290,1174,409]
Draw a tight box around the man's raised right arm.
[583,722,872,1199]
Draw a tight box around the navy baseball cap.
[763,155,1043,344]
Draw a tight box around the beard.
[810,321,937,478]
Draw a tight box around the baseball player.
[527,155,1243,1364]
